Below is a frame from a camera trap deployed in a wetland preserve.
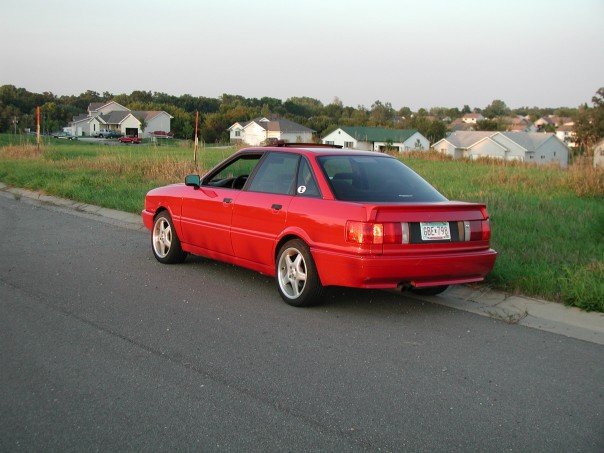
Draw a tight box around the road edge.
[1,182,603,345]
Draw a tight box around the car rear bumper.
[312,248,497,289]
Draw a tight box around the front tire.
[276,239,323,307]
[152,212,187,264]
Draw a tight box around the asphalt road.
[0,195,602,452]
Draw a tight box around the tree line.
[0,85,601,148]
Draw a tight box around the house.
[448,118,476,132]
[534,115,574,131]
[321,126,429,152]
[505,115,537,132]
[228,117,314,145]
[67,101,173,138]
[555,124,577,148]
[432,131,569,167]
[462,113,484,124]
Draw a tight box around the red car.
[142,145,497,306]
[119,135,141,144]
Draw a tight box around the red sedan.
[142,145,497,306]
[119,135,141,144]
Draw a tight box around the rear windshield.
[317,155,447,202]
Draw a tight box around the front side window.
[248,152,300,195]
[318,155,446,202]
[205,153,263,190]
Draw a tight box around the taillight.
[346,221,406,245]
[464,219,491,241]
[481,218,491,241]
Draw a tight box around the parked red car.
[142,145,497,306]
[119,135,141,144]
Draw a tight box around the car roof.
[238,146,394,158]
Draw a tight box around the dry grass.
[400,150,604,198]
[1,144,43,159]
[565,164,604,197]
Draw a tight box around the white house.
[462,113,484,124]
[432,131,569,167]
[321,126,429,152]
[228,117,314,145]
[66,101,173,138]
[555,124,577,148]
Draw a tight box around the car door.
[180,153,262,257]
[230,152,300,266]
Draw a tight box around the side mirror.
[185,174,200,189]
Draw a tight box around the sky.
[1,0,602,110]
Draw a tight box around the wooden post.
[193,111,199,169]
[36,106,41,150]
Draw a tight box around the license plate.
[420,222,451,241]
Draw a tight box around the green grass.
[1,134,602,312]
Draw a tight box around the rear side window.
[296,158,321,197]
[318,155,447,202]
[248,152,300,195]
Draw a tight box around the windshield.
[318,155,447,202]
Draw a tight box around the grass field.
[1,134,602,312]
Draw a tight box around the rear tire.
[152,212,187,264]
[276,239,323,307]
[410,285,449,296]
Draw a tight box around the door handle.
[223,197,233,204]
[271,204,282,211]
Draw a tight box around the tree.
[461,105,472,114]
[574,88,604,153]
[369,100,395,126]
[397,106,412,118]
[483,99,511,118]
[476,119,499,131]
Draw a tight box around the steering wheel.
[231,174,248,189]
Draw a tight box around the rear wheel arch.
[274,230,314,266]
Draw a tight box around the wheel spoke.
[290,278,300,297]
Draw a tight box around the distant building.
[555,124,577,148]
[432,131,569,167]
[66,101,173,138]
[448,118,476,132]
[321,126,429,152]
[505,115,537,132]
[462,113,484,124]
[228,117,314,146]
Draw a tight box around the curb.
[0,182,144,231]
[407,286,604,345]
[1,182,603,345]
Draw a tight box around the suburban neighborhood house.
[228,117,314,146]
[432,131,569,167]
[322,127,430,152]
[462,113,484,124]
[67,100,173,138]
